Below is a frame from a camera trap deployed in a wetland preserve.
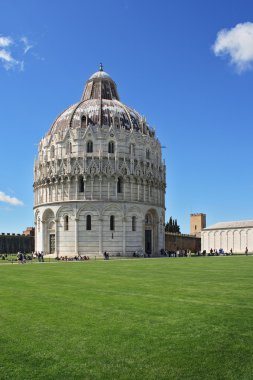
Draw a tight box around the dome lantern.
[82,65,120,101]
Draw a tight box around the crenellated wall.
[0,232,34,254]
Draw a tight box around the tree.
[165,217,181,233]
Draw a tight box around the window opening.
[110,215,115,231]
[132,216,136,231]
[79,177,84,192]
[117,177,122,193]
[64,215,69,231]
[108,141,114,154]
[87,141,93,153]
[86,215,91,230]
[81,115,87,128]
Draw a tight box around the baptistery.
[34,65,166,257]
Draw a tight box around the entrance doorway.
[145,230,152,255]
[49,234,55,254]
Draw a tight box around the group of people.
[207,248,231,256]
[160,249,192,257]
[13,246,251,264]
[58,255,90,261]
[208,247,249,256]
[16,251,44,263]
[33,251,45,261]
[17,252,30,263]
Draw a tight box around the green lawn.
[0,257,253,380]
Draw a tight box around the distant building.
[23,227,35,236]
[201,220,253,253]
[33,65,166,257]
[190,213,206,237]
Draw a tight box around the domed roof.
[48,65,151,136]
[89,70,111,79]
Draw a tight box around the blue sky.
[1,0,253,233]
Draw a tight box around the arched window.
[81,115,87,128]
[110,215,115,231]
[64,215,69,231]
[86,215,91,230]
[117,177,122,193]
[87,141,93,153]
[79,177,84,192]
[146,149,150,159]
[132,216,136,232]
[108,141,114,154]
[114,116,120,128]
[50,146,55,159]
[66,141,72,155]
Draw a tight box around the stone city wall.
[165,232,201,252]
[0,233,35,254]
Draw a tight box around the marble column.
[99,176,102,200]
[130,178,133,201]
[67,177,71,200]
[55,219,59,257]
[115,178,118,200]
[75,176,78,200]
[55,181,58,202]
[122,216,126,255]
[83,176,86,200]
[108,179,110,200]
[142,219,145,252]
[34,221,37,252]
[123,178,126,201]
[91,177,94,200]
[41,220,45,252]
[61,178,64,201]
[99,217,103,255]
[75,218,79,255]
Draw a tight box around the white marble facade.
[34,66,166,257]
[201,220,253,253]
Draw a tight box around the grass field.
[0,257,253,380]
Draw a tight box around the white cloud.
[0,49,13,62]
[0,48,23,71]
[20,36,33,54]
[0,36,13,47]
[0,191,23,206]
[0,34,35,71]
[213,22,253,72]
